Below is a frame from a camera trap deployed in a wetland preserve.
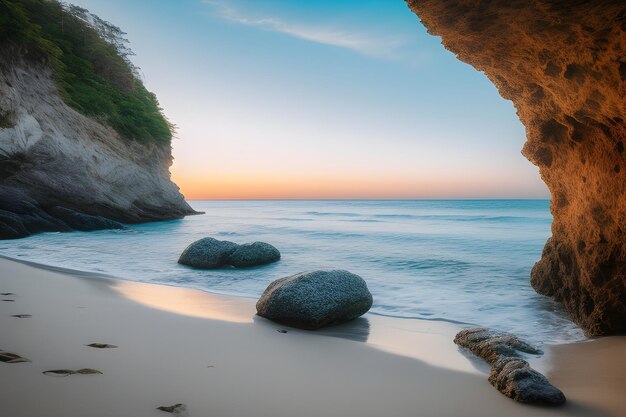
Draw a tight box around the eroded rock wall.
[406,0,626,335]
[0,49,195,237]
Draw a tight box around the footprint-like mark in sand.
[86,343,118,349]
[43,368,102,377]
[11,314,31,318]
[0,350,30,363]
[157,404,190,417]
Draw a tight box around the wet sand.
[0,256,624,417]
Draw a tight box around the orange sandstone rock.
[406,0,626,336]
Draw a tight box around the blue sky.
[69,0,548,199]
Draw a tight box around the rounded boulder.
[178,237,238,269]
[226,242,281,268]
[256,270,373,329]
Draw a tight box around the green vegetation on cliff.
[0,0,172,145]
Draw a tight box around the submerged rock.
[453,327,542,365]
[256,270,373,330]
[454,327,565,406]
[226,242,280,267]
[489,358,566,406]
[178,237,238,269]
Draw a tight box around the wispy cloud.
[203,0,407,59]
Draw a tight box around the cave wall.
[406,0,626,336]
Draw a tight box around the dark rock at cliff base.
[0,187,71,238]
[226,242,280,268]
[454,327,542,365]
[0,188,127,238]
[256,270,373,330]
[178,237,238,269]
[0,210,29,239]
[48,207,125,231]
[489,358,566,406]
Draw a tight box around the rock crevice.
[407,0,626,335]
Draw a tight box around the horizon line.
[185,197,551,201]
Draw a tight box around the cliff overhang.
[406,0,626,336]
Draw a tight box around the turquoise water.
[0,200,584,343]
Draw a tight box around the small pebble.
[0,351,29,363]
[86,343,117,349]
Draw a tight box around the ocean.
[0,199,584,344]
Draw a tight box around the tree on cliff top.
[0,0,173,145]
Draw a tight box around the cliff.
[406,1,626,336]
[0,1,195,238]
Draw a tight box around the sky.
[70,0,548,199]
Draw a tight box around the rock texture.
[453,328,542,365]
[178,238,281,269]
[178,238,239,269]
[256,270,373,329]
[489,358,566,406]
[0,47,195,238]
[406,1,626,335]
[454,327,565,406]
[226,242,281,267]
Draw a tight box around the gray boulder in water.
[226,242,281,267]
[489,358,566,406]
[256,270,373,329]
[178,237,238,269]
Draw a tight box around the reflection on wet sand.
[113,280,256,324]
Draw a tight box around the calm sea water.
[0,200,584,343]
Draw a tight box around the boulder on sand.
[256,270,373,330]
[226,242,281,268]
[453,327,542,365]
[454,327,565,406]
[488,358,566,406]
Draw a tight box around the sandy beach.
[0,256,624,417]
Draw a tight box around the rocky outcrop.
[0,49,195,238]
[178,238,281,269]
[406,1,626,336]
[256,270,373,329]
[454,328,565,406]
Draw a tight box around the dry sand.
[0,256,624,417]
